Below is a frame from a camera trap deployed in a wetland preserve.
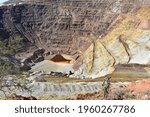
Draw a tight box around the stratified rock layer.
[74,7,150,78]
[0,0,150,78]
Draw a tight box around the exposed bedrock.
[1,0,120,55]
[0,0,150,78]
[73,8,150,78]
[3,81,127,99]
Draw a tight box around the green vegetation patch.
[0,35,24,56]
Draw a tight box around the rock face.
[74,7,150,78]
[30,82,102,98]
[0,0,150,78]
[0,1,103,54]
[0,0,140,54]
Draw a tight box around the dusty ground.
[1,64,150,100]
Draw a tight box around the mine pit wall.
[73,8,150,78]
[73,33,150,78]
[0,0,150,78]
[0,1,139,54]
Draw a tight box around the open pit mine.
[0,0,150,100]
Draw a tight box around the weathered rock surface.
[0,0,150,78]
[1,0,119,55]
[74,7,150,78]
[2,78,128,99]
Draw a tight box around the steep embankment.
[74,7,150,78]
[0,0,119,57]
[0,0,150,78]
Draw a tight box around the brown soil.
[127,80,150,92]
[50,55,71,63]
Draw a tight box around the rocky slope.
[0,0,150,78]
[74,7,150,78]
